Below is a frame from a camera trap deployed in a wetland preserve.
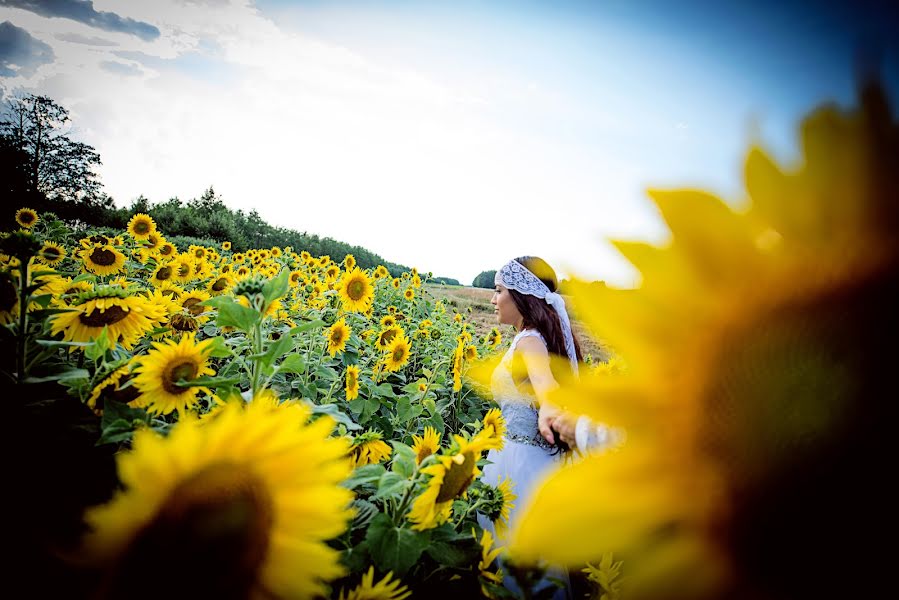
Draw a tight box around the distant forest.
[1,94,460,284]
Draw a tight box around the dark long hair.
[507,256,582,380]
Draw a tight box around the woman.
[479,256,582,599]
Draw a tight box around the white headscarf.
[494,259,578,376]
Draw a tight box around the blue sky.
[1,0,896,285]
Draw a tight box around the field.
[422,283,611,362]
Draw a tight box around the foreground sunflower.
[80,244,127,276]
[338,267,374,312]
[83,399,354,599]
[132,333,216,415]
[50,288,162,349]
[338,566,411,600]
[509,84,899,599]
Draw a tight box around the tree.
[0,94,103,204]
[472,270,497,289]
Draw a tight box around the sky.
[1,0,897,286]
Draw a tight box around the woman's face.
[492,284,523,328]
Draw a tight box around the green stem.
[392,465,421,526]
[16,260,29,384]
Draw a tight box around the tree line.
[1,93,456,280]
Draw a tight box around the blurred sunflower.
[391,278,400,289]
[338,566,410,600]
[15,207,38,228]
[326,318,351,357]
[345,365,360,401]
[127,213,156,240]
[50,288,161,349]
[411,426,441,464]
[338,267,374,312]
[350,431,392,467]
[132,333,216,415]
[403,288,415,301]
[486,327,502,350]
[383,334,411,372]
[477,528,504,594]
[408,431,495,530]
[83,399,353,599]
[509,83,899,600]
[36,241,66,266]
[380,314,396,327]
[80,244,126,276]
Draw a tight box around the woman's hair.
[507,256,583,379]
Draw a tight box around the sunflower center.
[170,313,199,332]
[89,248,117,266]
[416,445,434,464]
[347,371,357,388]
[347,279,366,301]
[330,329,346,345]
[114,462,273,598]
[177,263,190,277]
[182,297,205,316]
[436,451,475,503]
[79,305,129,327]
[133,220,151,235]
[379,329,397,347]
[155,266,173,281]
[212,278,228,292]
[42,246,62,260]
[392,346,407,363]
[163,360,199,394]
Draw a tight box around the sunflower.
[464,345,478,362]
[325,319,350,357]
[391,278,400,289]
[0,271,19,325]
[451,337,465,392]
[338,566,411,600]
[477,528,505,593]
[508,85,899,599]
[345,365,360,401]
[482,408,506,448]
[407,431,494,530]
[376,325,403,349]
[15,207,38,228]
[81,244,127,276]
[374,265,389,279]
[270,246,282,258]
[83,399,353,599]
[380,315,396,328]
[86,360,140,415]
[127,213,156,240]
[178,289,212,324]
[50,290,161,349]
[158,241,177,258]
[411,427,441,464]
[36,241,66,266]
[149,262,176,287]
[142,232,163,253]
[221,241,231,251]
[350,431,392,467]
[485,327,502,350]
[170,254,195,283]
[383,334,411,372]
[337,267,374,312]
[403,288,415,301]
[132,333,216,415]
[206,273,233,296]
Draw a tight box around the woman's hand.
[538,403,562,445]
[552,412,578,448]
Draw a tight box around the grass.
[422,282,611,362]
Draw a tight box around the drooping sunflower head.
[15,207,39,228]
[510,83,899,600]
[36,241,66,266]
[338,267,374,312]
[83,399,353,599]
[350,430,392,467]
[127,213,156,240]
[87,360,140,415]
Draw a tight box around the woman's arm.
[516,335,562,444]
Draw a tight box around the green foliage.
[472,270,497,289]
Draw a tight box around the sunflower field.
[3,210,529,599]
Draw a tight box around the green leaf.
[365,513,430,576]
[425,524,480,567]
[342,463,386,489]
[278,353,306,374]
[174,375,242,388]
[84,326,112,361]
[311,402,361,431]
[203,295,259,331]
[289,319,326,336]
[395,396,413,422]
[98,401,150,446]
[342,541,371,572]
[253,334,295,371]
[390,442,417,478]
[24,367,90,384]
[206,336,233,358]
[262,268,290,304]
[372,471,407,501]
[371,382,394,398]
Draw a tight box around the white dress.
[478,329,569,599]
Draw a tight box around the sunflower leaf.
[425,524,480,567]
[262,268,290,303]
[278,353,306,374]
[310,402,361,430]
[289,319,326,336]
[342,464,386,489]
[372,471,407,501]
[24,366,90,383]
[203,295,259,331]
[365,513,430,577]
